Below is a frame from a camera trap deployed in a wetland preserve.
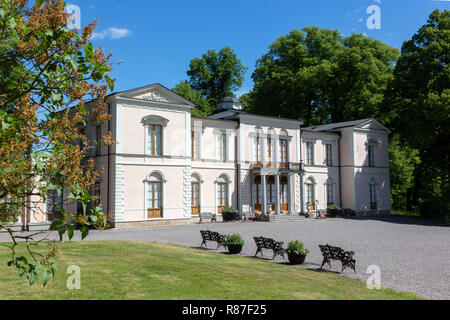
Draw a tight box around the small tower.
[217,97,243,111]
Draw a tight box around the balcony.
[250,161,304,173]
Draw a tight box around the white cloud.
[91,27,131,40]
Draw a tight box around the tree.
[172,81,213,117]
[186,47,248,108]
[249,27,399,126]
[388,135,421,211]
[384,9,449,220]
[0,0,114,286]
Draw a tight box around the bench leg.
[200,240,207,248]
[320,257,331,270]
[255,248,263,257]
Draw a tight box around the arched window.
[325,178,334,205]
[305,177,316,211]
[216,174,229,213]
[146,172,164,218]
[141,115,169,156]
[369,178,377,210]
[191,174,201,215]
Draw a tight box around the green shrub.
[284,241,310,256]
[327,204,341,210]
[225,234,244,246]
[222,206,237,214]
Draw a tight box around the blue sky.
[69,0,450,97]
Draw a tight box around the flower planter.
[287,253,306,265]
[227,244,243,254]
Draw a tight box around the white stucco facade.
[17,83,392,230]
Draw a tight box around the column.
[262,173,267,214]
[288,174,294,215]
[275,174,280,215]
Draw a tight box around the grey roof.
[206,109,304,124]
[218,96,241,104]
[304,118,375,132]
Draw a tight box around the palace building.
[18,83,392,230]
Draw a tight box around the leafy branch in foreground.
[0,0,115,286]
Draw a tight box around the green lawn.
[0,241,421,300]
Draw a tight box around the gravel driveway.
[1,216,449,300]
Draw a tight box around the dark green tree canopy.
[384,9,449,219]
[249,27,399,126]
[172,81,214,117]
[186,46,248,107]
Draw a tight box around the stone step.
[269,214,307,222]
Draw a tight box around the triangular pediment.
[357,119,391,133]
[117,83,195,107]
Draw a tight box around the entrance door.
[147,181,162,218]
[191,182,200,215]
[253,175,262,213]
[280,176,288,211]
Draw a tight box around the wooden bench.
[253,236,285,260]
[200,230,226,249]
[319,244,356,273]
[198,212,217,224]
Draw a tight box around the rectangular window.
[280,139,288,168]
[326,184,334,205]
[191,131,200,160]
[217,133,227,161]
[147,124,162,156]
[306,142,314,165]
[265,138,274,166]
[252,136,263,165]
[368,145,375,167]
[326,144,333,166]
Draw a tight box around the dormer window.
[141,115,169,156]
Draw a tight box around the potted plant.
[284,241,310,265]
[225,234,244,254]
[221,206,239,221]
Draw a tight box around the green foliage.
[186,47,248,108]
[221,206,238,214]
[384,9,449,220]
[284,241,310,256]
[249,27,399,126]
[172,81,214,117]
[388,135,421,210]
[327,204,341,210]
[225,234,244,246]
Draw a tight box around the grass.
[0,241,421,300]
